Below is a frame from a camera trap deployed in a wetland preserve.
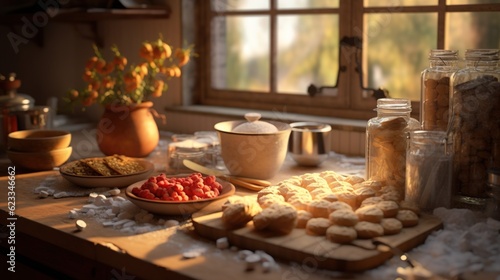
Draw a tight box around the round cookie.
[335,191,357,209]
[360,196,383,207]
[296,210,313,228]
[253,203,297,234]
[326,225,357,244]
[328,201,353,213]
[305,217,332,236]
[377,200,399,218]
[318,193,338,202]
[354,221,384,239]
[398,200,421,216]
[329,209,359,226]
[396,210,419,227]
[257,193,285,209]
[380,218,403,235]
[307,199,332,218]
[355,205,384,223]
[287,195,312,211]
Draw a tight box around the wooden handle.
[221,175,271,191]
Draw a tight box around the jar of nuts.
[420,49,460,131]
[449,49,500,210]
[366,98,420,199]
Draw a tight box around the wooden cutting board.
[192,212,442,271]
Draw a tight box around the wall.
[0,0,183,125]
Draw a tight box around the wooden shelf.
[0,7,171,47]
[0,7,170,24]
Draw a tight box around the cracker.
[104,155,144,175]
[62,161,100,176]
[82,158,119,176]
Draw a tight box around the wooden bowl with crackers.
[59,155,154,188]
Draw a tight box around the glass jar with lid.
[366,98,420,199]
[405,130,452,212]
[420,49,460,131]
[449,49,500,209]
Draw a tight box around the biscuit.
[296,210,313,228]
[355,205,384,223]
[396,210,419,227]
[319,170,346,185]
[256,185,281,199]
[284,187,311,201]
[257,193,285,209]
[398,200,421,216]
[359,196,383,207]
[222,198,261,229]
[287,195,311,211]
[329,209,358,226]
[354,186,376,207]
[327,201,353,213]
[309,188,332,199]
[305,182,331,193]
[301,174,328,188]
[307,200,332,218]
[253,203,297,234]
[354,221,384,239]
[318,193,338,202]
[326,225,357,244]
[336,191,357,209]
[377,200,399,218]
[305,217,332,236]
[344,175,365,185]
[380,218,403,235]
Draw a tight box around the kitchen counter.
[0,125,498,279]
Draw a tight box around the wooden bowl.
[7,146,73,171]
[8,129,71,152]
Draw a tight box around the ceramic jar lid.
[232,113,278,133]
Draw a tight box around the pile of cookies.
[222,170,420,244]
[61,155,145,176]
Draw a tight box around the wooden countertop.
[0,127,371,279]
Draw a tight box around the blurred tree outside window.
[198,0,500,120]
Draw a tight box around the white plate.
[59,158,154,188]
[125,177,235,216]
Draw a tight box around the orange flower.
[139,42,154,61]
[82,70,93,83]
[85,56,98,70]
[152,80,164,97]
[175,48,190,67]
[113,56,127,70]
[153,42,172,60]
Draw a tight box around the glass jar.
[420,49,460,131]
[405,130,452,212]
[366,98,420,199]
[449,49,500,209]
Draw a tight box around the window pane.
[364,13,437,101]
[278,0,339,9]
[364,0,437,7]
[446,12,500,51]
[277,14,339,94]
[211,15,270,91]
[447,0,500,4]
[212,0,269,11]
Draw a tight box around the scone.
[377,200,399,218]
[355,205,384,223]
[253,203,298,234]
[380,218,403,235]
[354,221,384,239]
[221,198,262,229]
[307,200,332,218]
[326,225,357,244]
[305,217,332,236]
[296,210,313,228]
[396,209,419,227]
[329,209,358,226]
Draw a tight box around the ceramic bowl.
[59,158,155,188]
[8,129,71,152]
[214,120,291,180]
[125,178,235,216]
[7,146,72,171]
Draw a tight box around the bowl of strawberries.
[125,172,235,216]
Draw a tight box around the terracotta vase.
[96,101,159,158]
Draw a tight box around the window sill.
[165,105,367,133]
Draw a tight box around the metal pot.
[0,73,52,151]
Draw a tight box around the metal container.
[288,122,331,166]
[0,73,52,151]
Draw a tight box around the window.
[194,0,500,120]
